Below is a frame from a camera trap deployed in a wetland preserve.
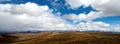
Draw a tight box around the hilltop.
[0,32,120,44]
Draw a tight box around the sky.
[0,0,120,32]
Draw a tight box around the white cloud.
[65,0,109,9]
[66,0,96,9]
[11,2,50,16]
[65,0,120,18]
[76,22,120,32]
[62,13,120,32]
[0,2,119,32]
[92,0,120,16]
[63,12,102,22]
[64,0,120,25]
[63,14,77,20]
[0,2,72,32]
[64,0,120,32]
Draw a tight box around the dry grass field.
[0,32,120,44]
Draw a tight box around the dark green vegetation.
[0,32,120,44]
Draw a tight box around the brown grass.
[0,32,120,44]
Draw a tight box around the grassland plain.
[0,32,120,44]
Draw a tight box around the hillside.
[0,32,120,44]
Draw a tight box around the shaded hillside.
[0,32,120,44]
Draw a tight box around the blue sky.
[0,0,120,32]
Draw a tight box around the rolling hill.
[0,32,120,44]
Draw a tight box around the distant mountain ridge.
[1,30,120,34]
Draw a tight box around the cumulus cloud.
[65,0,109,9]
[76,22,120,32]
[0,2,72,32]
[92,0,120,16]
[65,0,120,19]
[63,0,120,32]
[0,2,119,32]
[63,12,102,22]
